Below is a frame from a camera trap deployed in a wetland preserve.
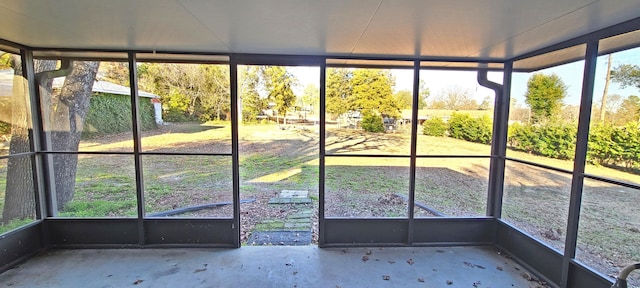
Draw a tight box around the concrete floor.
[0,246,547,288]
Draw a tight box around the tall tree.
[49,61,100,209]
[298,84,319,119]
[349,69,399,118]
[524,73,567,123]
[325,68,352,118]
[100,62,130,86]
[418,79,430,109]
[616,95,640,124]
[239,66,266,122]
[394,90,413,110]
[260,66,298,124]
[599,54,612,122]
[3,58,99,222]
[139,63,229,121]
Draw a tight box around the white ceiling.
[0,0,639,61]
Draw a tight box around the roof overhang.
[0,1,639,70]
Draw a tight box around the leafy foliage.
[138,63,229,122]
[422,117,447,136]
[350,69,399,118]
[524,73,567,123]
[82,93,157,137]
[611,64,640,90]
[0,121,9,134]
[240,66,267,123]
[508,122,577,160]
[588,123,640,170]
[361,112,385,133]
[326,68,352,117]
[260,66,298,122]
[447,113,492,144]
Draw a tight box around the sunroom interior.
[0,1,639,287]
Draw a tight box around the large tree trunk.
[2,58,57,223]
[50,61,99,210]
[2,59,99,222]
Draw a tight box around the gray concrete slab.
[280,190,308,198]
[0,246,548,288]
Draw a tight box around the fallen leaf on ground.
[362,255,369,262]
[418,278,425,282]
[133,279,144,285]
[382,275,390,280]
[387,261,395,264]
[407,258,414,265]
[194,268,207,273]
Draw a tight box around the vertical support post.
[561,40,598,288]
[230,56,241,248]
[481,63,511,218]
[128,52,146,246]
[318,61,327,246]
[21,50,47,222]
[407,60,419,244]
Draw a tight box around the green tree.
[4,58,99,222]
[524,73,567,123]
[239,66,266,123]
[100,62,130,86]
[394,90,413,109]
[418,79,430,109]
[298,84,319,119]
[139,63,229,122]
[616,95,640,124]
[611,64,640,90]
[325,68,352,118]
[261,66,298,124]
[349,69,399,118]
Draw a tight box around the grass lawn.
[0,121,638,282]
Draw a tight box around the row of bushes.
[422,113,492,144]
[588,123,640,170]
[423,113,640,170]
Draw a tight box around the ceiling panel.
[0,0,638,65]
[179,0,380,55]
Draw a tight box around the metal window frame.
[0,18,639,288]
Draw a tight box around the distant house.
[53,78,164,126]
[1,69,163,136]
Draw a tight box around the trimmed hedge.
[588,123,640,170]
[508,122,577,160]
[448,113,492,144]
[82,93,157,137]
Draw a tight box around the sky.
[287,46,640,107]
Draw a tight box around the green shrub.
[588,124,617,166]
[82,93,157,137]
[361,113,385,133]
[508,122,576,160]
[448,113,492,144]
[0,121,10,135]
[422,117,447,136]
